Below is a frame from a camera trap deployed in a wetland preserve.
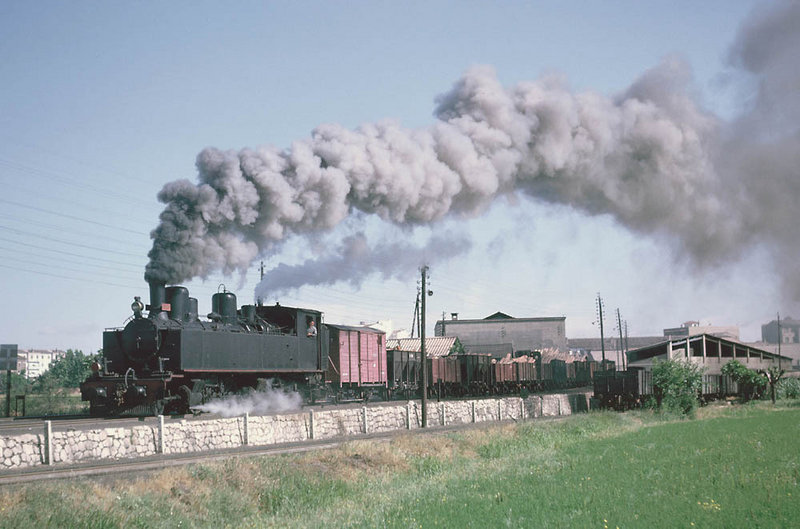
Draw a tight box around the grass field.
[1,402,797,528]
[1,392,88,417]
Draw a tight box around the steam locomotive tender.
[81,281,326,415]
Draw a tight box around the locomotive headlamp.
[131,297,144,317]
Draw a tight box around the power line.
[0,157,155,207]
[0,225,144,257]
[0,237,145,268]
[0,199,148,236]
[1,246,143,274]
[0,263,140,289]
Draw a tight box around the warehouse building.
[626,334,792,375]
[435,312,566,358]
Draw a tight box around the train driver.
[307,319,317,337]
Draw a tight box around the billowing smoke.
[255,230,470,301]
[192,381,303,418]
[145,1,800,298]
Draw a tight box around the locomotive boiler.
[81,281,326,415]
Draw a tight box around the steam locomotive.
[80,281,387,416]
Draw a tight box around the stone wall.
[0,392,590,471]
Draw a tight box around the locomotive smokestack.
[148,281,167,318]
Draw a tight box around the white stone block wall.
[368,406,406,433]
[163,417,245,455]
[0,392,591,471]
[52,426,158,464]
[313,408,363,439]
[248,412,309,445]
[1,433,43,469]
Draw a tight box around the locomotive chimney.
[148,281,168,319]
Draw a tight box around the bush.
[721,360,766,401]
[651,360,703,416]
[777,377,800,400]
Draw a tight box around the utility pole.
[623,321,629,370]
[777,312,782,371]
[596,294,606,367]
[420,266,429,428]
[411,292,420,338]
[616,308,625,372]
[3,346,12,418]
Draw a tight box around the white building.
[18,349,66,379]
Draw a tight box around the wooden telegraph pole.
[616,308,625,371]
[420,266,429,428]
[596,294,606,366]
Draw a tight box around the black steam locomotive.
[81,281,326,415]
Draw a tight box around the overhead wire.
[0,157,157,208]
[0,225,144,257]
[0,198,150,236]
[0,263,141,290]
[0,237,145,269]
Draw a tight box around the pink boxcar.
[325,324,387,387]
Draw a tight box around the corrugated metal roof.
[326,323,384,334]
[386,337,457,357]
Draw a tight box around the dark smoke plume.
[146,1,800,298]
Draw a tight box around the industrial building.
[761,317,800,344]
[435,312,566,359]
[663,321,739,341]
[626,334,791,375]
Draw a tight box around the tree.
[449,340,466,355]
[0,371,30,394]
[721,360,766,402]
[35,349,99,390]
[759,367,785,404]
[651,360,704,415]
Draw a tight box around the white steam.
[192,382,303,418]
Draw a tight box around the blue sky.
[1,0,787,354]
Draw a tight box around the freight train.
[592,369,740,409]
[388,350,607,400]
[81,282,604,416]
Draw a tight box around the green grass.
[1,393,88,417]
[1,403,798,528]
